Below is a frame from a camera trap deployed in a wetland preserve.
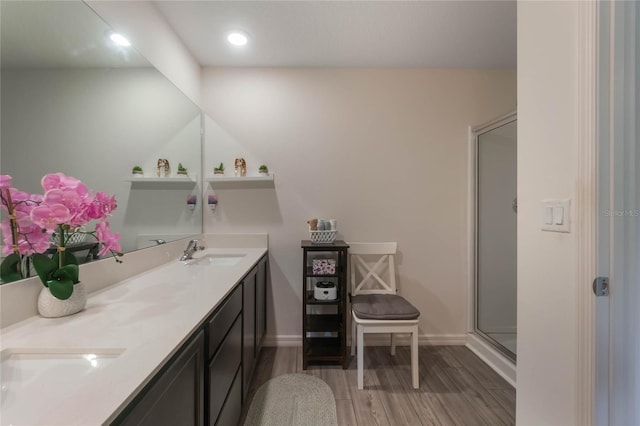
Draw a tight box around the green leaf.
[0,253,23,282]
[32,253,57,287]
[52,251,78,267]
[47,274,74,300]
[59,264,79,284]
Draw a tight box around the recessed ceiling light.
[109,32,131,47]
[227,32,248,47]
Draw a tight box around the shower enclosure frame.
[466,111,517,386]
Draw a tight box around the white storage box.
[314,281,337,300]
[312,259,336,275]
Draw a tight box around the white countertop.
[0,247,267,426]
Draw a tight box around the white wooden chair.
[348,242,420,389]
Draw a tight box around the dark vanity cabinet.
[256,257,268,352]
[243,256,268,399]
[242,267,257,398]
[114,254,268,426]
[116,331,205,426]
[208,286,243,426]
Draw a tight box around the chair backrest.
[348,242,398,296]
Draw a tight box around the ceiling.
[154,0,516,69]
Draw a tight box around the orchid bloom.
[30,204,71,231]
[41,173,88,197]
[1,173,121,285]
[95,221,121,256]
[87,192,117,220]
[1,175,47,257]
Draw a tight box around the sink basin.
[188,253,246,267]
[1,347,125,423]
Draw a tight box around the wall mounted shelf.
[205,174,274,183]
[124,175,197,183]
[205,174,275,189]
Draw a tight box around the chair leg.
[390,333,397,356]
[351,316,356,356]
[357,325,364,390]
[411,326,419,389]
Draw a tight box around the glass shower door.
[476,118,517,360]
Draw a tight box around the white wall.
[86,0,202,107]
[517,1,579,424]
[1,68,202,254]
[201,68,516,344]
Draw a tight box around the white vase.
[37,283,87,318]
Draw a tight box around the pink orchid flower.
[87,192,117,220]
[30,204,71,231]
[41,173,88,198]
[95,221,121,256]
[43,188,82,207]
[18,226,51,255]
[43,188,90,227]
[1,219,51,256]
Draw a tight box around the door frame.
[575,1,598,424]
[576,0,639,423]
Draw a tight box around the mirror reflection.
[0,0,202,282]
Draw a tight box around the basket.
[51,227,87,246]
[309,229,337,244]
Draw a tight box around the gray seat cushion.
[351,294,420,320]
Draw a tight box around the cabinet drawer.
[215,366,242,426]
[208,316,242,425]
[208,285,242,356]
[116,331,205,426]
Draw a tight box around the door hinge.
[593,276,609,297]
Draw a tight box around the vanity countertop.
[0,247,267,426]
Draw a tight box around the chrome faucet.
[180,239,204,261]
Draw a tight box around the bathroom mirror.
[0,0,202,282]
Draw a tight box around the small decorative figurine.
[234,158,247,177]
[214,162,225,175]
[177,163,188,175]
[157,158,170,177]
[131,165,143,176]
[258,164,269,176]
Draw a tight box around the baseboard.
[366,333,467,346]
[263,335,301,347]
[466,333,516,387]
[263,333,467,347]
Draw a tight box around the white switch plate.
[541,199,571,233]
[552,206,564,225]
[543,207,553,225]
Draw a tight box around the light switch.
[553,207,564,225]
[543,207,553,225]
[541,199,571,233]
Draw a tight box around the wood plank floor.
[241,346,515,426]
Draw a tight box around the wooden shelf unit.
[301,240,349,369]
